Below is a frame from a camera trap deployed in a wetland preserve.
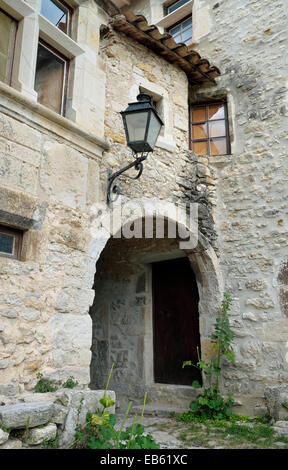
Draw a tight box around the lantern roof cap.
[120,93,164,126]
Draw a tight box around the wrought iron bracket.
[107,153,148,206]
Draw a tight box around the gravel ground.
[115,414,288,449]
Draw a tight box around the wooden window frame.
[35,39,70,116]
[0,8,17,85]
[167,14,192,45]
[0,225,23,260]
[189,101,231,156]
[41,0,73,36]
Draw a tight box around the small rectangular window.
[190,102,231,156]
[0,9,17,84]
[0,225,23,259]
[168,15,192,45]
[40,0,72,35]
[34,41,68,115]
[167,0,190,15]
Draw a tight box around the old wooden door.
[152,257,202,385]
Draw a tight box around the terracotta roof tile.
[109,8,220,85]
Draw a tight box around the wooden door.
[152,257,202,386]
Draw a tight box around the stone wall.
[0,86,105,394]
[187,0,288,413]
[0,2,218,401]
[1,0,287,417]
[0,388,115,449]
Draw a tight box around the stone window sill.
[156,0,193,29]
[0,81,109,153]
[39,15,84,59]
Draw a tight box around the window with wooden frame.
[0,225,23,260]
[166,0,191,15]
[0,9,17,85]
[40,0,72,36]
[189,102,231,156]
[168,15,192,45]
[34,40,69,115]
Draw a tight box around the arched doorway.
[86,202,222,406]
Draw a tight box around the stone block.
[29,423,57,445]
[264,385,288,420]
[40,142,88,209]
[0,113,42,152]
[0,402,54,429]
[51,404,68,425]
[51,314,92,356]
[59,390,115,448]
[0,383,19,397]
[0,429,9,445]
[273,421,288,437]
[0,439,22,449]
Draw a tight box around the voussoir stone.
[0,402,54,429]
[29,423,57,445]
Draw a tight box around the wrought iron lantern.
[107,93,164,205]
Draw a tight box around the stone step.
[131,404,188,418]
[145,383,201,409]
[115,384,201,415]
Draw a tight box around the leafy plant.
[0,421,9,433]
[183,293,235,420]
[73,364,159,449]
[253,414,272,424]
[189,388,234,420]
[34,373,58,393]
[41,434,59,449]
[34,373,79,392]
[62,376,79,389]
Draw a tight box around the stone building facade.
[0,0,287,418]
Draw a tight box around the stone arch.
[85,199,223,401]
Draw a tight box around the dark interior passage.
[152,257,202,386]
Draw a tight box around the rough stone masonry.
[0,0,287,423]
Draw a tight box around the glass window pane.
[0,233,14,255]
[125,112,148,142]
[169,24,181,36]
[41,0,68,34]
[168,0,190,14]
[192,123,207,140]
[192,107,206,122]
[34,43,66,115]
[209,120,226,138]
[182,17,192,29]
[171,33,182,44]
[209,104,225,120]
[146,112,162,149]
[0,11,16,84]
[193,141,208,156]
[182,27,192,43]
[210,138,227,155]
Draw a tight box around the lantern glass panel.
[125,112,148,143]
[146,112,162,149]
